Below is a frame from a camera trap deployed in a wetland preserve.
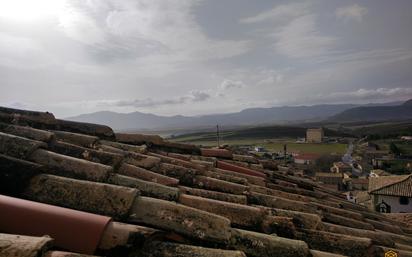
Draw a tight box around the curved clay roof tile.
[0,195,111,254]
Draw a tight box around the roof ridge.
[369,174,412,193]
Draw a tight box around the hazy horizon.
[68,98,407,119]
[1,0,412,118]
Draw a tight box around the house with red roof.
[294,153,321,165]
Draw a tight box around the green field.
[172,137,347,155]
[370,139,412,155]
[170,125,348,155]
[349,121,412,138]
[398,144,412,154]
[261,142,347,155]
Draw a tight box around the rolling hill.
[328,99,412,122]
[68,104,357,131]
[67,100,409,131]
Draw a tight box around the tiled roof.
[384,213,412,228]
[371,169,392,176]
[295,153,321,160]
[316,172,344,178]
[369,175,412,197]
[352,178,369,185]
[369,175,409,191]
[1,106,412,257]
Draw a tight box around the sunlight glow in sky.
[0,0,65,21]
[0,0,411,118]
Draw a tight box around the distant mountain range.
[67,100,410,131]
[328,99,412,122]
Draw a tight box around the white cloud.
[219,79,245,90]
[59,4,105,45]
[313,48,412,66]
[257,74,284,86]
[254,69,287,86]
[1,1,412,118]
[100,90,211,108]
[311,87,412,103]
[0,101,30,110]
[0,32,54,69]
[336,4,368,22]
[239,2,310,24]
[274,15,337,58]
[241,3,337,59]
[275,48,412,97]
[58,0,250,64]
[189,90,211,102]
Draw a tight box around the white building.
[401,136,412,141]
[254,146,265,152]
[369,174,412,213]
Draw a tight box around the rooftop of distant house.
[369,174,412,197]
[294,153,322,160]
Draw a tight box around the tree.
[315,155,341,171]
[389,142,401,156]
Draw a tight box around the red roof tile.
[0,195,111,254]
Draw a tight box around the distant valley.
[67,100,411,131]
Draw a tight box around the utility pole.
[283,144,287,165]
[216,124,220,148]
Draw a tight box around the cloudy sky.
[1,0,411,118]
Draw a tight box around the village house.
[366,151,392,167]
[306,128,324,143]
[294,153,321,165]
[254,146,265,152]
[369,174,412,213]
[315,172,344,191]
[353,191,372,207]
[401,136,412,142]
[369,169,391,177]
[330,161,352,173]
[360,142,379,151]
[344,177,369,191]
[342,191,356,202]
[372,156,395,169]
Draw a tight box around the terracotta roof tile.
[52,130,99,148]
[115,133,164,146]
[0,132,47,159]
[117,163,179,186]
[56,119,114,139]
[0,195,111,254]
[0,122,54,142]
[369,174,412,197]
[217,160,266,178]
[129,196,232,243]
[29,149,112,182]
[201,148,233,159]
[140,241,246,257]
[25,174,138,219]
[295,153,321,160]
[0,233,53,257]
[2,106,412,257]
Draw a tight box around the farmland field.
[172,137,347,155]
[170,125,348,155]
[261,142,347,155]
